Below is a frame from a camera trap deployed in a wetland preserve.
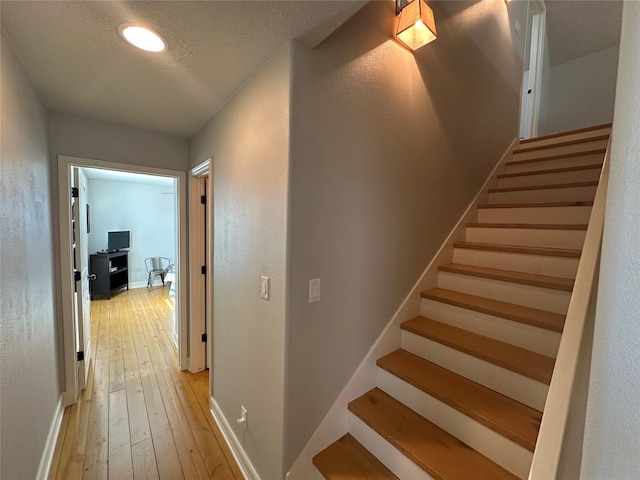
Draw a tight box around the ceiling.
[545,0,623,66]
[1,1,623,138]
[1,0,365,138]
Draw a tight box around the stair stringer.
[286,138,519,480]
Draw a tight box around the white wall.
[189,45,291,480]
[86,178,176,287]
[539,45,619,135]
[285,0,522,469]
[582,2,640,478]
[0,32,60,479]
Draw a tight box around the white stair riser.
[377,369,531,479]
[512,138,608,162]
[313,467,326,480]
[466,226,587,250]
[497,168,601,188]
[400,330,549,410]
[504,153,604,174]
[488,185,597,204]
[477,205,592,224]
[518,128,610,149]
[348,412,434,480]
[453,248,580,278]
[437,271,571,314]
[420,298,561,357]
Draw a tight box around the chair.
[145,257,171,288]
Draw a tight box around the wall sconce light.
[395,0,437,51]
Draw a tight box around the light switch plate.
[309,278,321,303]
[261,275,269,300]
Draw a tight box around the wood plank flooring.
[49,287,242,480]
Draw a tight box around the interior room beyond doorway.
[58,155,189,407]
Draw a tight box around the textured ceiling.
[545,0,623,66]
[0,0,365,137]
[1,1,623,137]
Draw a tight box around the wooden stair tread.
[313,434,399,480]
[348,388,518,480]
[518,123,611,145]
[453,241,581,258]
[439,263,575,292]
[421,288,565,332]
[401,317,555,383]
[488,181,598,193]
[513,134,609,154]
[478,200,593,209]
[505,148,605,167]
[377,349,542,450]
[497,163,602,179]
[466,222,588,230]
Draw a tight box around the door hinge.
[201,265,206,275]
[71,187,79,198]
[200,195,206,205]
[201,333,207,342]
[77,351,84,361]
[74,270,81,282]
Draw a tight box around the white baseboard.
[36,395,65,480]
[210,396,261,480]
[285,138,518,480]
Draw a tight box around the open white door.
[189,159,213,374]
[72,167,92,391]
[520,0,546,139]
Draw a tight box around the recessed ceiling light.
[119,24,166,53]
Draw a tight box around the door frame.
[520,0,546,139]
[58,154,188,406]
[188,158,213,374]
[72,167,91,392]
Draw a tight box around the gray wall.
[49,113,189,387]
[285,0,522,468]
[189,45,291,480]
[86,178,177,286]
[0,33,60,479]
[539,45,619,135]
[49,113,189,172]
[582,2,640,477]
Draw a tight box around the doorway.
[58,155,188,406]
[188,158,213,376]
[519,0,546,139]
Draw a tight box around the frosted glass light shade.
[119,25,166,52]
[396,0,437,51]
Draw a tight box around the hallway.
[49,288,241,480]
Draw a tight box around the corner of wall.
[188,41,292,480]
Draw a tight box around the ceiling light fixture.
[395,0,437,51]
[119,24,166,53]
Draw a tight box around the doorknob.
[88,274,97,281]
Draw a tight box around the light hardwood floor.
[49,287,243,480]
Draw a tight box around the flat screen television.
[107,231,130,252]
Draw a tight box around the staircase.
[312,124,611,480]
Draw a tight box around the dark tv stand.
[90,251,129,300]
